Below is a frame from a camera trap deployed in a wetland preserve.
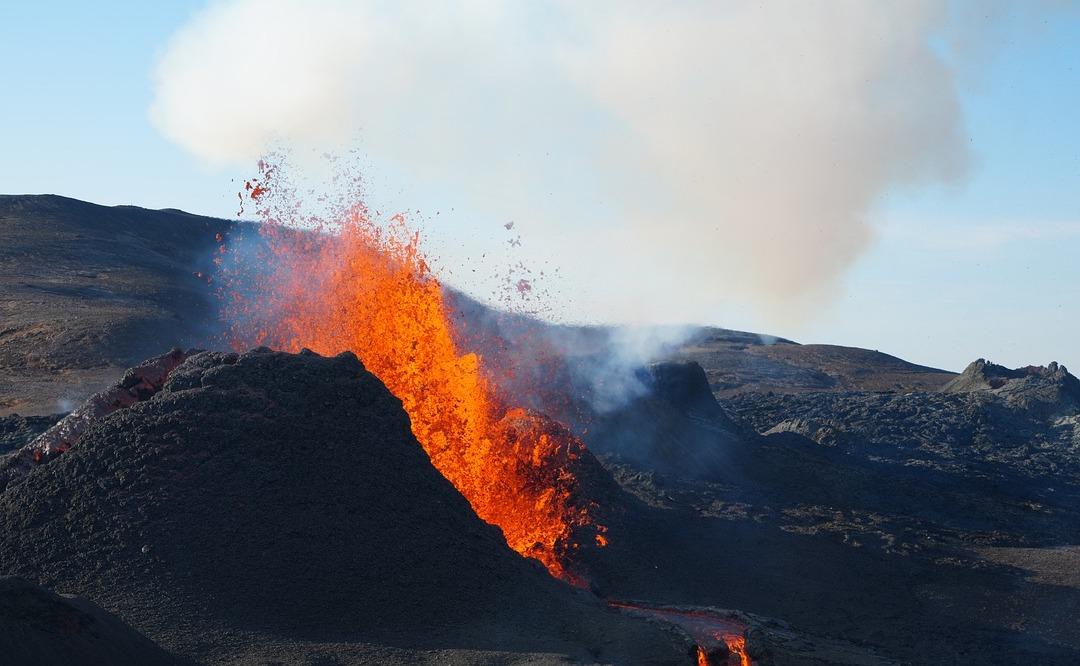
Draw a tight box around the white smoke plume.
[150,1,1054,325]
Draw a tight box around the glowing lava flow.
[611,602,751,666]
[225,168,605,582]
[697,646,711,666]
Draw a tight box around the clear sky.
[2,1,1078,373]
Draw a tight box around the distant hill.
[1,194,953,415]
[0,195,232,415]
[674,327,957,397]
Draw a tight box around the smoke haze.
[150,1,1055,325]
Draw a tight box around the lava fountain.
[223,163,606,582]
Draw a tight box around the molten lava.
[611,602,751,666]
[226,168,605,582]
[696,646,711,666]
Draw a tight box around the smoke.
[151,1,1048,324]
[583,325,700,414]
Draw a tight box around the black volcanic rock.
[943,358,1080,416]
[729,386,1080,485]
[0,413,62,454]
[584,361,748,479]
[647,362,734,418]
[0,576,182,665]
[0,348,690,665]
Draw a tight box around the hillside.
[2,194,956,415]
[673,328,956,396]
[0,195,231,415]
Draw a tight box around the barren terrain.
[2,195,1078,664]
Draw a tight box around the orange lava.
[610,602,751,666]
[696,646,710,666]
[723,634,751,666]
[226,169,604,582]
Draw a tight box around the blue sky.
[813,10,1080,372]
[1,1,1078,373]
[0,3,241,214]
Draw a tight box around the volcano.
[3,194,1080,665]
[0,348,691,664]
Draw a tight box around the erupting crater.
[225,164,606,582]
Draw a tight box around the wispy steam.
[150,1,1057,324]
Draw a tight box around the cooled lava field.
[3,195,1079,665]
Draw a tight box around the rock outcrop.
[584,361,748,479]
[943,358,1080,416]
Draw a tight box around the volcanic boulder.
[942,358,1080,417]
[0,348,691,665]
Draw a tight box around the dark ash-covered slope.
[0,576,183,666]
[0,348,691,665]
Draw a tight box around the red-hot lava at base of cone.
[225,166,606,583]
[611,602,751,666]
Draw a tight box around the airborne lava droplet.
[224,161,606,583]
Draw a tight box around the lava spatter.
[225,162,605,582]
